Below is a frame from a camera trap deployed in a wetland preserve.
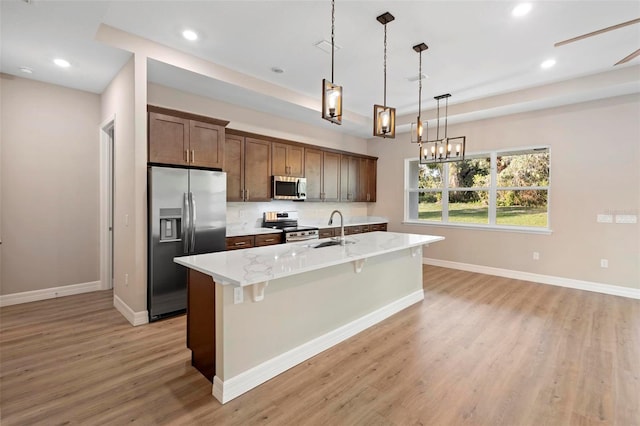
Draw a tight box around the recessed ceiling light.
[182,30,198,41]
[271,67,285,74]
[512,3,532,17]
[53,58,70,68]
[19,66,33,74]
[540,59,556,69]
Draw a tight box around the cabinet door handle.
[191,150,195,163]
[185,150,189,162]
[246,190,249,201]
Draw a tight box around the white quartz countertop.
[175,231,444,287]
[300,216,388,229]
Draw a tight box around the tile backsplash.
[227,201,369,227]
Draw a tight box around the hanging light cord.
[383,23,387,107]
[444,96,448,139]
[418,50,422,122]
[331,0,335,83]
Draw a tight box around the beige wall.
[369,94,640,289]
[147,82,369,155]
[0,75,101,295]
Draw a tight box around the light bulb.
[328,89,340,117]
[456,144,461,155]
[380,110,390,133]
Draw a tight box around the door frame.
[100,116,115,290]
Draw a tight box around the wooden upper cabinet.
[304,149,323,201]
[224,134,244,202]
[304,149,340,202]
[323,151,341,202]
[190,121,224,169]
[148,112,189,166]
[358,158,377,202]
[272,142,304,177]
[340,155,359,202]
[244,138,272,201]
[147,106,228,169]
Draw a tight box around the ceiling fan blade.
[555,17,640,47]
[615,48,640,66]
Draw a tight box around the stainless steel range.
[263,211,319,243]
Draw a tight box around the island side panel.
[187,269,216,382]
[217,247,423,381]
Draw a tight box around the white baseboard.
[0,281,102,307]
[113,294,149,326]
[212,289,425,404]
[423,258,640,300]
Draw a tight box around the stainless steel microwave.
[272,176,307,200]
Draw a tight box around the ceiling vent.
[314,40,341,54]
[407,73,428,82]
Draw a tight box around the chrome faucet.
[328,210,345,245]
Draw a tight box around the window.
[405,147,550,231]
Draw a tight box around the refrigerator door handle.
[189,192,196,252]
[182,192,189,254]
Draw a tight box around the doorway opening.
[100,118,115,290]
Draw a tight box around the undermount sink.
[313,239,355,249]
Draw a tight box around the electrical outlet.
[533,251,540,261]
[600,259,608,269]
[615,214,637,224]
[234,287,243,304]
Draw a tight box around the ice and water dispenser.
[159,208,182,242]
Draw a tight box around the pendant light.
[373,12,396,138]
[322,0,342,125]
[419,93,467,164]
[411,43,428,144]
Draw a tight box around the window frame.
[404,146,552,234]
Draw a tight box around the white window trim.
[404,146,552,233]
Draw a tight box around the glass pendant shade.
[411,118,426,143]
[322,79,342,125]
[373,104,396,138]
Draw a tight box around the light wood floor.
[1,266,639,425]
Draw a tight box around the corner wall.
[100,56,148,319]
[368,94,640,289]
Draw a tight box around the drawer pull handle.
[234,242,246,246]
[264,238,274,242]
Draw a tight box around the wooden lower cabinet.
[319,228,337,239]
[187,269,216,382]
[371,223,387,232]
[225,236,254,250]
[255,233,282,246]
[226,234,282,250]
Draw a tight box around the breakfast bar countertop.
[175,231,444,287]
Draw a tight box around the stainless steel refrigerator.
[148,166,226,321]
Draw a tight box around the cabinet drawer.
[345,225,363,235]
[319,228,336,239]
[255,233,282,246]
[226,236,255,250]
[361,225,370,233]
[370,223,387,232]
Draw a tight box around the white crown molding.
[423,258,640,300]
[0,281,102,307]
[212,289,424,404]
[113,294,149,326]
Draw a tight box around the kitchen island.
[174,231,444,403]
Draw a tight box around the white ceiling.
[2,0,639,137]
